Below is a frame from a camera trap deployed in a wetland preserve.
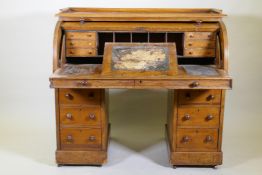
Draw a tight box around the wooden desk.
[49,8,232,167]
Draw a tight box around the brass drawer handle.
[88,113,96,120]
[205,135,213,143]
[206,115,214,121]
[88,136,96,141]
[182,136,191,143]
[66,113,73,120]
[66,135,73,142]
[183,114,191,121]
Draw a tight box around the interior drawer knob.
[188,43,192,46]
[190,81,199,88]
[66,113,73,120]
[65,93,73,100]
[183,114,191,121]
[207,94,215,101]
[66,135,73,142]
[88,113,96,120]
[206,115,214,121]
[182,136,191,143]
[205,135,213,142]
[88,136,96,141]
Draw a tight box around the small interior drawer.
[184,40,215,49]
[66,48,97,57]
[176,128,218,151]
[66,40,97,48]
[178,90,221,105]
[60,106,101,126]
[184,48,215,57]
[60,128,102,150]
[185,32,215,40]
[66,32,97,40]
[59,89,101,105]
[177,106,220,127]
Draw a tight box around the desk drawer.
[66,40,97,48]
[60,106,101,126]
[177,106,220,127]
[178,90,221,105]
[184,40,215,49]
[185,32,215,40]
[66,48,97,57]
[59,89,101,105]
[184,48,215,57]
[66,32,97,40]
[176,128,218,151]
[60,128,101,150]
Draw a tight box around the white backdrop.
[0,1,262,175]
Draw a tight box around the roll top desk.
[49,8,232,167]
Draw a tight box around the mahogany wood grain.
[177,106,220,127]
[60,106,101,126]
[176,128,218,151]
[56,150,107,165]
[178,90,221,105]
[59,89,101,105]
[60,128,102,150]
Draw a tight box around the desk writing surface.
[49,64,232,89]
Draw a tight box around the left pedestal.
[54,88,109,165]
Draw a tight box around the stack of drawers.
[56,88,108,165]
[167,89,224,166]
[66,32,97,57]
[184,32,216,57]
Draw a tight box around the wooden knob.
[88,51,92,55]
[70,51,74,54]
[88,92,95,98]
[89,113,96,120]
[205,135,213,142]
[188,43,192,46]
[66,113,72,120]
[206,115,214,121]
[189,35,193,38]
[88,136,96,141]
[185,93,191,99]
[65,93,73,100]
[182,136,190,143]
[190,81,199,88]
[88,34,92,37]
[67,135,73,142]
[183,114,191,121]
[70,42,73,46]
[207,94,215,101]
[189,51,193,55]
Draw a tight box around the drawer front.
[59,89,101,105]
[60,106,101,126]
[176,128,218,151]
[185,32,215,40]
[66,32,97,40]
[66,48,97,57]
[184,40,215,49]
[184,48,215,57]
[60,128,101,150]
[66,40,97,48]
[178,90,221,105]
[177,106,220,127]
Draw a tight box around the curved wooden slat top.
[53,21,62,72]
[56,8,226,22]
[219,21,229,72]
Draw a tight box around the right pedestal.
[167,89,225,166]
